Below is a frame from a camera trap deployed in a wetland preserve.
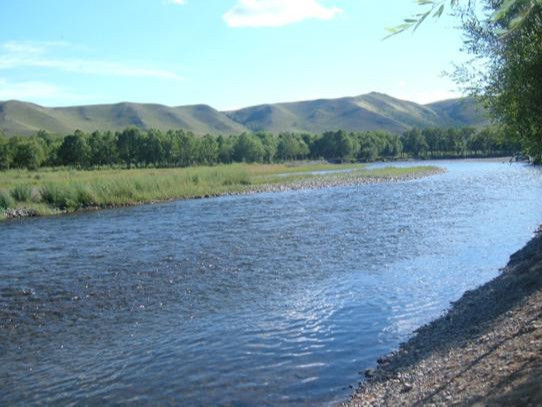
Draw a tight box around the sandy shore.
[346,226,542,406]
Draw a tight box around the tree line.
[0,126,519,170]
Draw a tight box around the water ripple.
[1,160,542,405]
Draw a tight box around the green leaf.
[508,14,525,29]
[494,28,509,36]
[433,4,445,18]
[413,11,430,31]
[491,0,516,22]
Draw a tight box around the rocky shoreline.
[235,168,444,195]
[346,226,542,406]
[2,168,444,219]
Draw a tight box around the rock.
[401,383,413,393]
[4,208,38,218]
[364,368,376,378]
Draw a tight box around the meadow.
[0,162,438,219]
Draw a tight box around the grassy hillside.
[0,93,488,136]
[0,101,248,135]
[226,93,488,134]
[427,97,490,127]
[353,92,443,128]
[0,100,72,135]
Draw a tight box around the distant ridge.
[0,92,488,136]
[0,101,247,136]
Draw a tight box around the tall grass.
[0,164,255,212]
[10,184,34,202]
[0,190,14,210]
[0,163,439,216]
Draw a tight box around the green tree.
[312,130,356,162]
[233,133,265,163]
[355,132,379,162]
[174,130,197,167]
[468,2,542,162]
[88,130,118,166]
[388,1,541,37]
[198,134,219,165]
[402,129,428,158]
[163,130,177,166]
[276,133,309,161]
[378,131,403,157]
[255,132,278,163]
[335,130,356,162]
[117,127,141,168]
[422,128,440,158]
[0,133,12,169]
[58,130,91,167]
[217,135,235,164]
[10,137,46,169]
[34,130,62,166]
[142,129,165,166]
[393,0,542,162]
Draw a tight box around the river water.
[1,160,541,405]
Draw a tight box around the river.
[1,160,541,405]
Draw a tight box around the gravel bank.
[239,168,444,195]
[346,227,542,406]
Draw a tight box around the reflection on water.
[1,160,541,405]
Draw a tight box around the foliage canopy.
[392,0,542,162]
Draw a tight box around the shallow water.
[1,160,541,405]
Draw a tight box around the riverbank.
[346,226,542,406]
[0,163,443,220]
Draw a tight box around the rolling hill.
[0,101,247,136]
[0,92,489,136]
[426,97,488,126]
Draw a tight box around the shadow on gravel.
[483,358,542,406]
[367,232,542,387]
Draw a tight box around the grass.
[0,190,14,210]
[0,162,440,218]
[10,184,33,202]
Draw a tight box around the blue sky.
[0,0,467,109]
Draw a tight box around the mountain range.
[0,92,488,136]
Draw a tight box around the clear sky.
[0,0,467,109]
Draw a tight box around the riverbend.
[1,160,541,405]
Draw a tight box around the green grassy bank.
[0,162,440,219]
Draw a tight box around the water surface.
[1,160,541,405]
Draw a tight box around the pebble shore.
[346,226,542,406]
[226,168,445,196]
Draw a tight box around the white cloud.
[1,40,69,55]
[167,0,186,4]
[223,0,342,28]
[0,78,81,102]
[0,41,183,81]
[394,89,462,104]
